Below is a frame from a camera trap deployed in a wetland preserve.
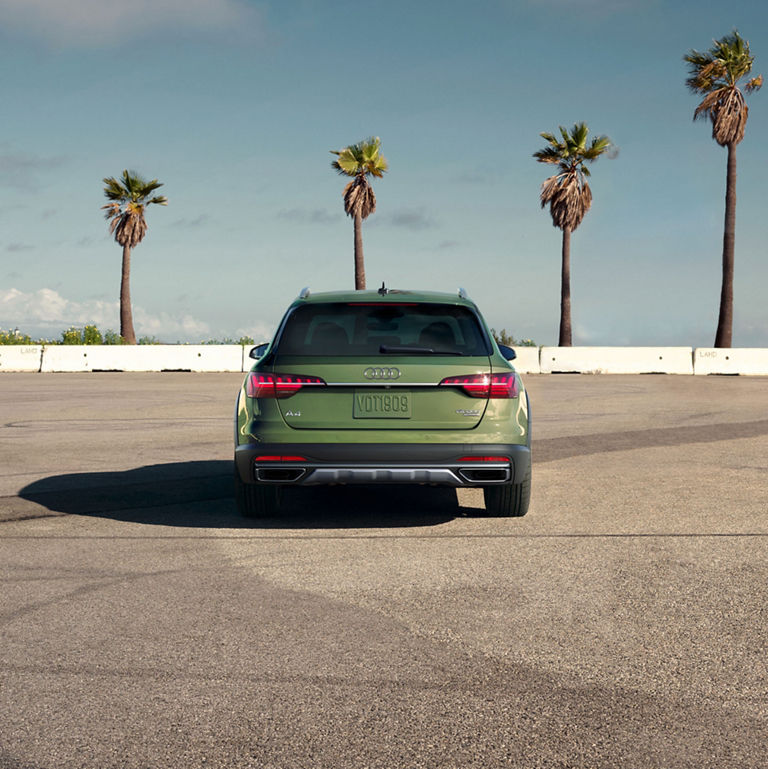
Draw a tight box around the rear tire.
[234,466,281,518]
[483,468,530,517]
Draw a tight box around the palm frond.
[101,169,166,246]
[342,175,377,220]
[532,146,563,164]
[692,84,749,144]
[571,122,589,149]
[330,147,362,177]
[331,137,387,184]
[101,201,121,221]
[685,31,760,146]
[712,87,748,145]
[102,177,127,201]
[539,172,592,232]
[535,122,609,232]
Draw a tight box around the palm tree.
[685,31,762,348]
[534,123,611,346]
[330,137,388,290]
[102,170,167,344]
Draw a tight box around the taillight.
[439,372,519,399]
[246,372,326,399]
[254,455,307,462]
[457,456,510,462]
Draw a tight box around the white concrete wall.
[0,346,43,372]
[539,347,694,375]
[694,348,768,376]
[509,347,540,374]
[40,345,244,372]
[10,345,768,375]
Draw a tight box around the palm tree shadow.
[18,461,480,529]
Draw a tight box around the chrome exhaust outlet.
[457,467,510,484]
[255,467,307,483]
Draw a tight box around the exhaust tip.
[458,467,510,483]
[255,468,306,483]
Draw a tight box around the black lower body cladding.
[235,443,531,487]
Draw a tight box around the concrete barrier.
[510,347,540,374]
[694,348,768,376]
[540,347,694,375]
[0,346,43,372]
[40,345,244,372]
[17,345,768,375]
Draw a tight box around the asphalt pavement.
[1,373,767,768]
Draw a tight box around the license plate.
[353,390,411,418]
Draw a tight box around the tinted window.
[276,303,490,356]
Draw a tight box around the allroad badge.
[363,366,401,380]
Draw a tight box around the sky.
[0,0,766,346]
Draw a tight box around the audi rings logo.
[363,366,401,380]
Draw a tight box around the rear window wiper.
[379,344,463,356]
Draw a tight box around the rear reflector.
[254,455,307,462]
[246,372,326,399]
[457,456,510,462]
[439,372,519,399]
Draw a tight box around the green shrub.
[1,325,260,346]
[103,330,126,345]
[84,325,103,344]
[60,327,83,344]
[0,329,34,345]
[202,336,256,345]
[490,328,537,347]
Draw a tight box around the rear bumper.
[235,443,531,487]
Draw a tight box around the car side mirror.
[498,344,517,361]
[249,343,269,360]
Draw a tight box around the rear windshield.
[275,303,491,357]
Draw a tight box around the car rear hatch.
[268,356,491,430]
[264,300,495,431]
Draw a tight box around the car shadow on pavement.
[17,460,484,529]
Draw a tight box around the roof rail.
[458,287,468,299]
[298,287,310,299]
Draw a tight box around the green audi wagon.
[234,287,531,517]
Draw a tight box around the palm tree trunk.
[353,214,366,290]
[559,227,572,347]
[120,244,137,344]
[714,142,737,348]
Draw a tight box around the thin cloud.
[0,0,263,47]
[0,287,211,341]
[6,243,35,253]
[523,0,654,10]
[0,151,66,190]
[235,323,275,343]
[277,208,336,225]
[385,208,435,231]
[172,214,210,229]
